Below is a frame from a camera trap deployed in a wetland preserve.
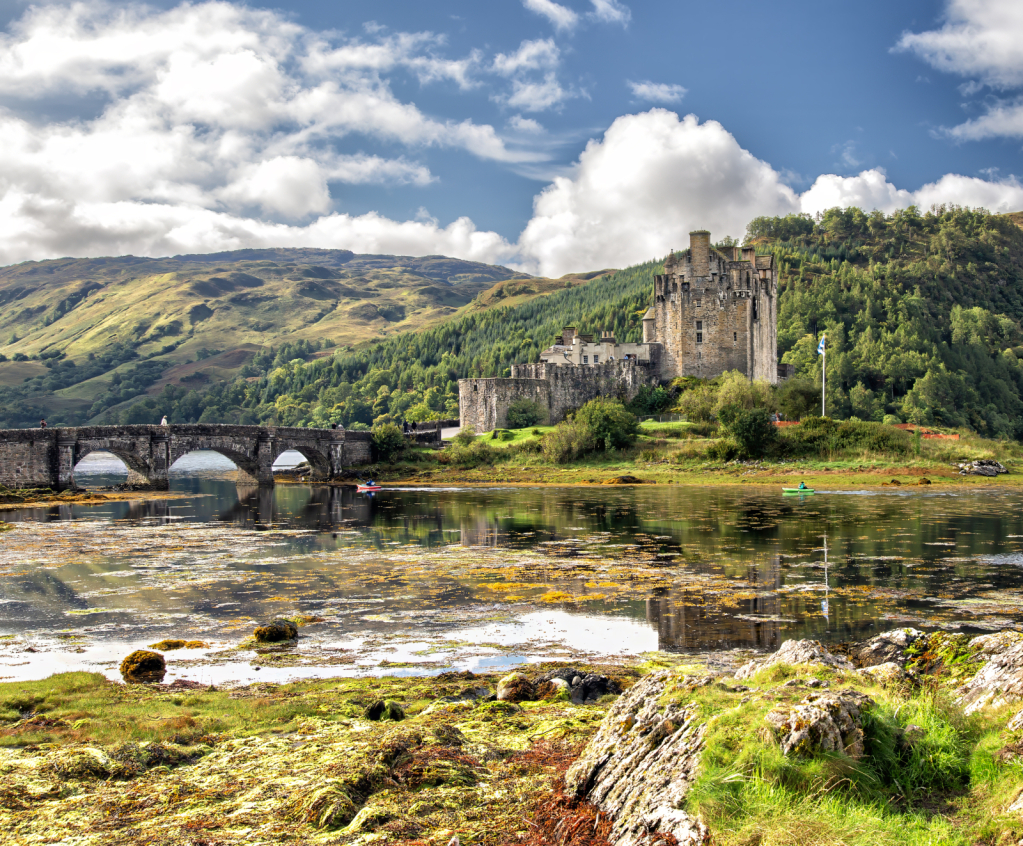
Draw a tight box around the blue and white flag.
[817,334,826,355]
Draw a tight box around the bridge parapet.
[0,424,372,490]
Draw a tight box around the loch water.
[2,451,1022,685]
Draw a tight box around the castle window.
[593,355,599,364]
[695,299,701,308]
[752,298,759,320]
[583,355,588,364]
[696,321,703,344]
[733,332,737,342]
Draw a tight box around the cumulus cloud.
[518,112,1023,277]
[896,1,1023,140]
[588,0,631,26]
[895,0,1023,89]
[522,0,579,32]
[509,115,546,133]
[517,110,800,276]
[492,38,560,76]
[628,80,687,103]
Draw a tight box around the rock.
[537,668,622,704]
[735,639,854,680]
[1008,708,1023,732]
[957,459,1008,476]
[565,671,710,846]
[253,619,298,643]
[342,804,393,834]
[858,662,908,685]
[957,633,1023,714]
[601,475,645,485]
[765,689,873,759]
[364,699,405,721]
[149,639,208,650]
[850,628,924,668]
[536,678,570,701]
[119,649,166,684]
[496,672,535,702]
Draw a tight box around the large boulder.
[536,668,621,705]
[735,639,853,681]
[850,628,924,668]
[253,619,298,643]
[957,632,1023,714]
[496,672,535,703]
[957,459,1007,476]
[119,650,166,684]
[765,690,873,759]
[565,671,710,846]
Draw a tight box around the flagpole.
[822,340,826,417]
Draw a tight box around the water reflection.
[3,463,1023,683]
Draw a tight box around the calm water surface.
[1,451,1022,685]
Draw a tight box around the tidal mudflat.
[2,453,1023,686]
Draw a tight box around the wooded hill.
[3,206,1023,437]
[0,249,598,427]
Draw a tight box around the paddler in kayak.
[798,482,808,490]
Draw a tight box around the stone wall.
[459,378,550,432]
[0,430,57,488]
[459,357,661,432]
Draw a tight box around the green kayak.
[782,487,815,494]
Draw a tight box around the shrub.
[626,384,674,415]
[777,376,820,420]
[675,382,717,422]
[371,422,408,463]
[540,419,595,463]
[718,406,777,458]
[505,397,547,428]
[452,426,476,446]
[448,439,496,467]
[706,439,740,461]
[713,370,776,417]
[574,397,639,451]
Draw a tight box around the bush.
[448,439,496,467]
[713,370,776,417]
[505,397,547,428]
[574,397,639,451]
[371,422,408,463]
[452,426,476,446]
[626,384,674,415]
[718,406,777,458]
[675,382,717,422]
[777,376,820,421]
[540,419,595,463]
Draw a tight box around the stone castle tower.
[644,230,778,383]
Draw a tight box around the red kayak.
[357,484,383,492]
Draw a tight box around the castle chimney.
[562,326,577,345]
[741,246,756,264]
[690,230,711,278]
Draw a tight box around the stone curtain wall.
[0,424,370,490]
[459,378,550,432]
[459,358,661,432]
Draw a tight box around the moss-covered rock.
[119,649,165,683]
[148,639,208,650]
[496,672,535,703]
[364,699,405,721]
[253,619,298,643]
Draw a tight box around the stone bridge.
[0,424,374,490]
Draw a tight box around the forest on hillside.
[6,205,1023,439]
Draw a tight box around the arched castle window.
[752,297,759,321]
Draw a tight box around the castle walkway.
[0,424,373,490]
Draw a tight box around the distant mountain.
[0,249,600,427]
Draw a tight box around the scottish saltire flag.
[817,334,826,355]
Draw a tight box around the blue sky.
[0,0,1021,275]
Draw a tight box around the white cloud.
[517,110,800,276]
[895,0,1023,89]
[940,97,1023,140]
[628,80,687,103]
[492,38,560,76]
[589,0,631,26]
[799,170,914,215]
[504,74,578,112]
[522,0,579,32]
[509,115,546,133]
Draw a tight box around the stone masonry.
[458,229,780,432]
[0,424,373,490]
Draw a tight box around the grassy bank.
[3,639,1023,845]
[364,420,1023,489]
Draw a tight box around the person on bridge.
[160,416,168,425]
[39,419,46,428]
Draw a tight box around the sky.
[0,0,1022,276]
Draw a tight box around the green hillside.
[0,249,572,426]
[4,205,1023,437]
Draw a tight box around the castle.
[459,230,783,432]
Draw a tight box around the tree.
[573,397,639,451]
[372,422,408,462]
[777,376,819,421]
[505,397,546,428]
[719,406,777,458]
